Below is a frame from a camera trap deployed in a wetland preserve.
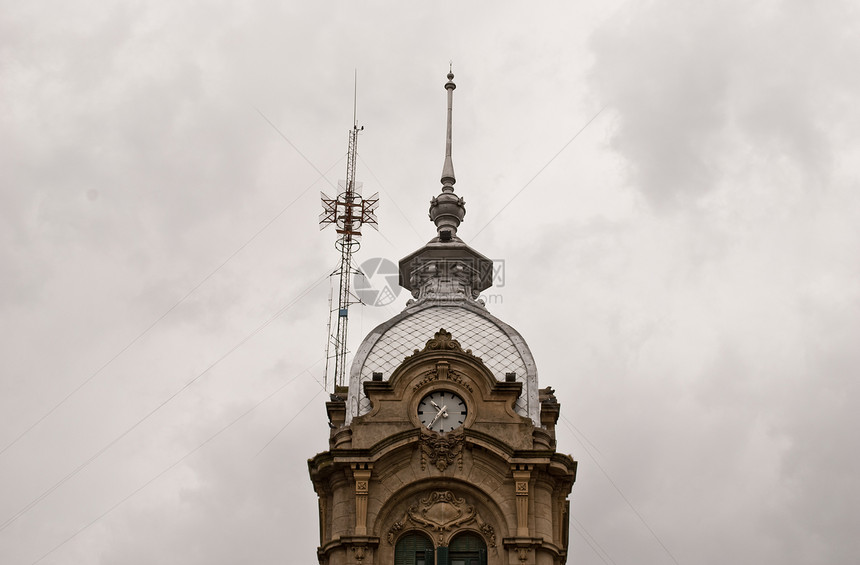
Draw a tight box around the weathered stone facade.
[308,330,576,565]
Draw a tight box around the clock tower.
[308,72,577,565]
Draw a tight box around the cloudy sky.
[2,1,859,564]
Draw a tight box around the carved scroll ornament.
[408,328,481,360]
[409,491,475,531]
[386,490,496,547]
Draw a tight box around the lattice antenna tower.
[320,77,379,391]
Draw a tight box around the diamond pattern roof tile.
[352,305,533,418]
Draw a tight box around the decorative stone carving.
[413,370,439,391]
[512,467,532,538]
[479,522,497,548]
[412,361,473,393]
[445,368,473,392]
[411,328,473,356]
[517,547,530,562]
[539,386,558,404]
[409,491,475,532]
[419,428,464,471]
[386,521,404,545]
[386,491,497,548]
[353,466,372,536]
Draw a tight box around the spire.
[441,69,456,190]
[430,69,466,239]
[400,69,493,306]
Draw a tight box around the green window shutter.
[436,546,448,565]
[478,548,487,565]
[395,532,435,565]
[449,533,485,552]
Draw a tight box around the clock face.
[417,390,467,432]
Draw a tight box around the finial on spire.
[441,68,456,191]
[430,69,466,239]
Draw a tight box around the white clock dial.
[417,390,467,432]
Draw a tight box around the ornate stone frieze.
[386,490,497,547]
[419,428,464,472]
[412,361,473,393]
[444,369,473,392]
[413,370,439,391]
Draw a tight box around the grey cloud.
[589,0,856,207]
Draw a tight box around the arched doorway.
[440,532,487,565]
[394,531,435,565]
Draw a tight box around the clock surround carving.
[413,362,474,393]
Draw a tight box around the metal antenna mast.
[320,76,378,391]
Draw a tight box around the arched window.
[394,531,435,565]
[440,532,487,565]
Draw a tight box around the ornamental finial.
[430,68,466,239]
[441,69,456,190]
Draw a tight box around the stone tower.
[308,72,577,565]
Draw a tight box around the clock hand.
[429,404,449,428]
[429,409,443,427]
[430,400,441,410]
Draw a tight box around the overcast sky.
[2,1,859,564]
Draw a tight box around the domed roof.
[344,70,539,425]
[345,300,539,424]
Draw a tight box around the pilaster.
[512,464,532,538]
[352,463,373,536]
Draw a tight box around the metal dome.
[345,300,538,425]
